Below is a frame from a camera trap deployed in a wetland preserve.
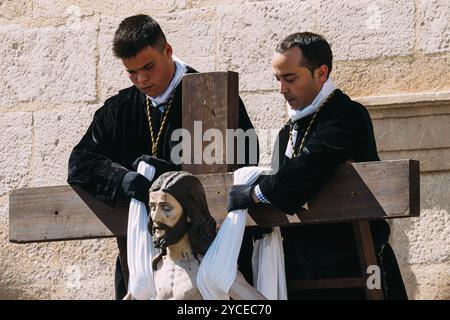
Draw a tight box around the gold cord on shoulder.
[146,94,175,156]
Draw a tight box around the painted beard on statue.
[150,213,189,249]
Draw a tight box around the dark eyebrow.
[274,73,297,80]
[126,61,154,73]
[281,73,297,78]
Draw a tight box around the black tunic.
[67,66,257,206]
[247,90,407,299]
[259,89,379,211]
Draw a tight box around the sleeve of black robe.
[67,103,128,207]
[258,103,367,214]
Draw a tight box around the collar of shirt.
[147,55,187,111]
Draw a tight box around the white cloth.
[252,227,287,300]
[125,162,159,300]
[147,55,187,109]
[285,78,336,158]
[197,166,287,300]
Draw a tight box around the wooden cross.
[8,72,420,300]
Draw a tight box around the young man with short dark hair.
[67,14,257,299]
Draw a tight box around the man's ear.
[316,65,329,84]
[164,43,173,58]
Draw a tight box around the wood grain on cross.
[9,160,419,242]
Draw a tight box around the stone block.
[317,0,414,60]
[97,16,130,101]
[409,262,450,299]
[0,112,32,196]
[216,1,316,92]
[373,114,450,151]
[333,54,450,97]
[240,91,287,166]
[158,7,216,72]
[0,23,96,107]
[390,172,450,265]
[0,0,31,20]
[417,0,450,54]
[31,105,100,187]
[379,148,450,173]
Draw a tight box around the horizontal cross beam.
[8,159,419,243]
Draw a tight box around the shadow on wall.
[389,217,418,300]
[391,204,450,300]
[0,285,40,300]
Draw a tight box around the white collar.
[147,55,187,108]
[288,78,336,123]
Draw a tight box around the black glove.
[132,155,176,181]
[227,184,255,212]
[120,171,152,203]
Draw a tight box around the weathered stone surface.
[0,197,117,300]
[373,114,450,151]
[188,0,245,8]
[240,91,287,129]
[390,172,450,266]
[158,7,216,72]
[417,0,450,54]
[31,105,100,187]
[4,2,96,28]
[97,16,131,102]
[30,0,94,26]
[0,23,96,107]
[379,148,450,173]
[0,0,32,20]
[358,91,450,110]
[240,91,287,166]
[31,0,187,19]
[408,262,450,300]
[389,172,450,300]
[0,112,32,196]
[333,53,450,97]
[216,1,316,92]
[367,102,450,121]
[317,0,414,60]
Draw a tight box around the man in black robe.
[67,14,257,299]
[228,32,407,299]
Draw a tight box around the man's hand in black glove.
[227,184,258,212]
[132,155,177,181]
[120,171,152,203]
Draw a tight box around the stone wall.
[1,0,449,299]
